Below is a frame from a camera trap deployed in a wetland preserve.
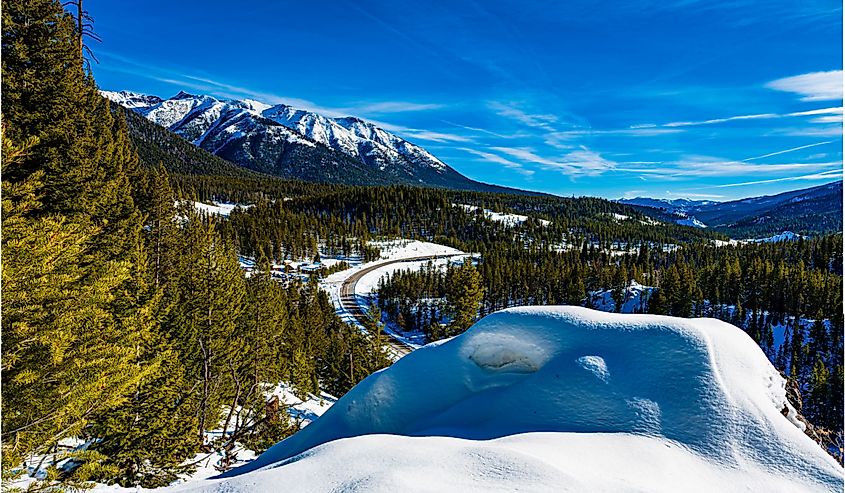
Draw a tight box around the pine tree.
[170,211,246,442]
[446,259,485,335]
[86,233,199,487]
[2,1,157,484]
[1,129,149,484]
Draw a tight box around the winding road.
[339,254,463,359]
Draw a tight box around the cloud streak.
[640,106,842,129]
[459,147,535,176]
[490,145,617,177]
[488,102,559,132]
[741,141,837,162]
[712,169,842,188]
[766,70,843,102]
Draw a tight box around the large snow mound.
[199,307,842,492]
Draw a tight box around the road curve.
[339,254,463,359]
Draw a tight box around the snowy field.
[455,204,551,227]
[189,201,253,217]
[197,307,843,492]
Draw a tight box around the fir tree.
[446,259,485,335]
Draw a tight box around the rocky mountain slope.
[104,90,514,192]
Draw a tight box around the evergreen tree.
[446,259,485,335]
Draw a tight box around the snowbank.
[202,307,842,492]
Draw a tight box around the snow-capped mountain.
[103,90,163,109]
[102,90,486,189]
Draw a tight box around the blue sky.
[90,0,842,200]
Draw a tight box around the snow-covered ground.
[196,307,843,492]
[188,201,252,217]
[13,383,335,493]
[455,204,551,227]
[675,216,707,228]
[320,240,465,332]
[589,280,655,313]
[748,231,804,243]
[713,231,805,247]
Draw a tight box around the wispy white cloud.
[617,156,840,179]
[765,70,843,101]
[350,101,445,114]
[663,113,778,127]
[490,146,561,167]
[641,107,842,129]
[458,148,535,176]
[488,146,617,177]
[442,121,529,140]
[400,130,473,143]
[712,169,842,188]
[549,127,684,138]
[488,102,559,131]
[775,125,843,137]
[741,140,837,162]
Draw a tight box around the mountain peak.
[107,88,495,190]
[173,90,200,100]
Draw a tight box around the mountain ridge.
[621,181,843,238]
[104,89,536,194]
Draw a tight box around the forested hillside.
[627,181,843,238]
[2,1,842,490]
[2,2,387,488]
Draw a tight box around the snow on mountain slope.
[201,307,842,492]
[749,231,804,243]
[675,216,707,228]
[100,90,163,110]
[102,90,467,187]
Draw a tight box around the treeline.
[375,236,843,436]
[212,185,725,265]
[2,2,387,489]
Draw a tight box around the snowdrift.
[197,307,842,492]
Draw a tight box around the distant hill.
[622,181,843,238]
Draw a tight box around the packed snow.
[712,231,805,247]
[589,280,655,313]
[197,307,842,492]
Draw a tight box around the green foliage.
[445,259,485,335]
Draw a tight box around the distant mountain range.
[618,197,718,213]
[621,181,843,238]
[103,90,525,193]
